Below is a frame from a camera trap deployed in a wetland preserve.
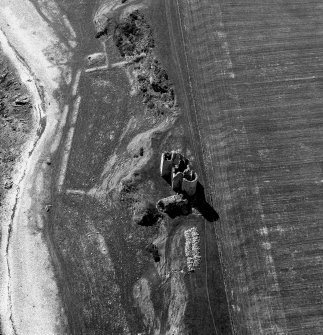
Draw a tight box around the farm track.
[167,0,323,334]
[165,0,231,334]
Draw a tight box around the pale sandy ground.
[0,1,76,334]
[94,0,144,30]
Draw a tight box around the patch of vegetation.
[133,200,161,226]
[113,10,176,115]
[0,55,32,205]
[114,11,154,57]
[156,194,191,218]
[146,243,160,262]
[135,57,175,113]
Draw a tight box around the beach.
[0,1,75,334]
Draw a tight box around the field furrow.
[170,0,323,333]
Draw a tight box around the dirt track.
[167,0,323,333]
[165,0,232,333]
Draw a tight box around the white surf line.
[72,69,82,96]
[57,96,81,192]
[0,1,75,334]
[0,28,46,335]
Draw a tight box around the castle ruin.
[160,151,198,197]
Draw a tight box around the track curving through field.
[165,0,323,334]
[164,0,233,333]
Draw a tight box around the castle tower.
[182,170,198,197]
[171,158,187,192]
[171,167,184,193]
[160,152,173,178]
[161,151,197,196]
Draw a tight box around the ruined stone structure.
[156,194,191,216]
[160,151,173,178]
[160,151,198,197]
[182,169,198,197]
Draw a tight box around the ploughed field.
[170,0,323,333]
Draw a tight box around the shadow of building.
[191,182,219,222]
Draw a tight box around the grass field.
[46,1,219,334]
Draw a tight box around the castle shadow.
[191,182,219,222]
[162,176,219,222]
[162,174,172,186]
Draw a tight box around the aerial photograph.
[0,0,322,334]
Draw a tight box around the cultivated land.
[168,0,323,334]
[1,0,323,334]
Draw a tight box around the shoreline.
[0,27,44,335]
[0,0,75,333]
